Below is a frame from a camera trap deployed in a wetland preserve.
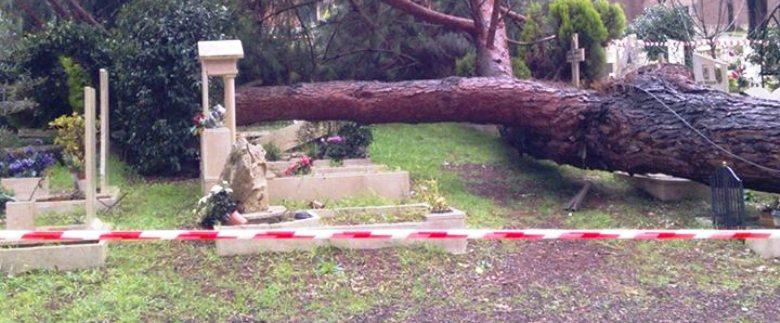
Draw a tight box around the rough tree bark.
[237,65,780,193]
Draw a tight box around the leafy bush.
[58,56,89,113]
[10,21,110,126]
[0,147,56,178]
[322,123,373,163]
[49,113,85,174]
[111,0,234,175]
[413,179,450,213]
[0,186,13,216]
[262,142,281,161]
[750,24,780,89]
[628,5,695,60]
[548,0,626,81]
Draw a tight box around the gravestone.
[666,40,685,64]
[745,87,780,101]
[692,52,729,92]
[612,34,649,77]
[710,165,745,229]
[567,34,585,87]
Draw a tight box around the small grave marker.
[692,52,729,92]
[710,165,745,229]
[567,33,585,87]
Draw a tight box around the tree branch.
[500,6,526,23]
[486,0,503,48]
[46,0,71,20]
[380,0,477,33]
[507,34,556,46]
[16,0,43,27]
[347,0,379,30]
[259,0,322,23]
[64,0,100,26]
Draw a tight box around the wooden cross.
[567,33,586,87]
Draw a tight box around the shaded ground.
[1,124,778,321]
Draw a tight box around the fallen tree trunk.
[236,65,780,193]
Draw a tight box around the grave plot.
[216,203,467,256]
[1,87,109,275]
[14,70,122,214]
[197,42,410,201]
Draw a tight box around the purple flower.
[326,136,344,144]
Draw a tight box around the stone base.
[5,187,121,229]
[1,177,49,201]
[242,205,288,223]
[746,239,780,259]
[216,206,467,256]
[39,186,120,212]
[0,220,109,275]
[268,171,410,202]
[200,127,232,195]
[616,172,710,201]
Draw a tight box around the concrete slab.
[746,239,780,259]
[0,220,109,275]
[268,171,410,202]
[616,172,710,201]
[216,206,467,256]
[1,177,49,201]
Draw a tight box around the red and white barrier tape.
[0,229,778,242]
[610,38,771,48]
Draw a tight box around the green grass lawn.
[1,123,778,321]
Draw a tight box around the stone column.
[201,69,209,115]
[84,87,97,223]
[224,74,237,142]
[99,69,109,193]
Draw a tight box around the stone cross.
[83,87,97,224]
[99,69,109,193]
[567,33,586,87]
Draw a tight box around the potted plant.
[414,179,451,213]
[195,182,247,228]
[49,113,86,192]
[0,147,55,200]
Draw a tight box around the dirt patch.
[445,164,535,204]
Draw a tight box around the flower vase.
[226,210,248,225]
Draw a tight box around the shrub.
[322,123,373,163]
[413,179,450,213]
[10,21,110,126]
[58,56,89,114]
[548,0,626,82]
[262,142,281,161]
[111,0,234,175]
[628,5,695,60]
[49,113,85,174]
[0,186,13,216]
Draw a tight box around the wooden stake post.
[567,33,586,88]
[84,87,97,224]
[99,69,109,193]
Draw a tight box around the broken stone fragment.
[220,137,269,213]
